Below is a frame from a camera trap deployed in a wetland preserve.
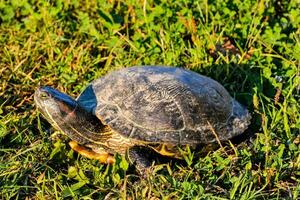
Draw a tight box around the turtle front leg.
[69,141,115,164]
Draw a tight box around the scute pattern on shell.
[87,66,237,144]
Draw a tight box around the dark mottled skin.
[80,66,251,145]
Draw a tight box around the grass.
[0,0,299,199]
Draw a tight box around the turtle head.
[34,86,78,129]
[35,86,108,146]
[226,99,251,137]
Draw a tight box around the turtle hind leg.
[128,146,158,175]
[69,141,115,164]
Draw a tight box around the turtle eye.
[40,91,49,99]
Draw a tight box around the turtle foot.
[69,141,115,164]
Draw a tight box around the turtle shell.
[77,66,250,145]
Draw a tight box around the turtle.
[34,66,251,173]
